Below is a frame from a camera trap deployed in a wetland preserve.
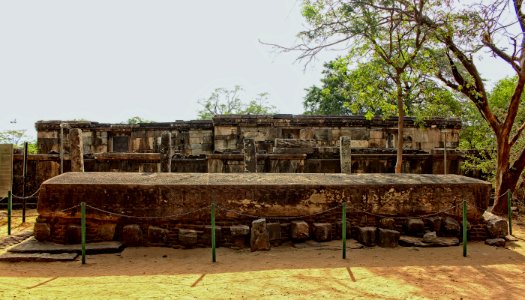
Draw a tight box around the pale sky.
[0,0,515,140]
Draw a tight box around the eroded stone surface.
[399,236,459,247]
[406,219,425,236]
[148,226,168,244]
[34,223,51,241]
[442,216,461,236]
[377,228,400,248]
[357,227,377,247]
[483,211,508,238]
[178,229,198,246]
[313,223,332,242]
[485,238,506,247]
[291,221,309,241]
[122,225,143,246]
[251,219,270,251]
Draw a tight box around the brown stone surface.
[377,228,400,248]
[8,237,123,254]
[34,223,51,241]
[291,221,309,241]
[122,225,143,246]
[69,128,84,172]
[0,252,78,262]
[250,219,270,251]
[313,223,332,242]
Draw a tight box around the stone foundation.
[35,172,491,247]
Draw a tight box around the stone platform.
[35,172,491,246]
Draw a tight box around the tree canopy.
[197,86,278,120]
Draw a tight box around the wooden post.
[7,191,12,235]
[508,189,512,236]
[462,200,467,257]
[211,203,216,263]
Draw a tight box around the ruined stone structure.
[10,115,464,202]
[34,172,491,248]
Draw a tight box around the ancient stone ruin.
[34,172,491,249]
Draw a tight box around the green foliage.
[0,130,37,154]
[197,86,278,119]
[126,116,153,124]
[460,76,525,185]
[304,56,463,120]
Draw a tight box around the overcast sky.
[0,1,515,140]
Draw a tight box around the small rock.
[406,218,425,236]
[122,224,143,246]
[485,238,506,247]
[426,217,442,233]
[178,229,199,246]
[230,225,250,236]
[34,223,51,241]
[148,226,169,244]
[313,223,332,242]
[377,228,400,248]
[291,221,309,241]
[267,223,282,241]
[505,235,518,242]
[98,224,116,241]
[357,227,377,247]
[422,231,438,243]
[251,218,270,251]
[65,225,81,244]
[442,216,461,236]
[379,218,396,230]
[483,211,508,238]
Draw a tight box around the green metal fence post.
[7,191,12,235]
[81,202,86,264]
[211,203,216,263]
[462,200,467,257]
[342,202,347,259]
[507,189,512,236]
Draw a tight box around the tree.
[298,0,435,173]
[304,56,462,120]
[288,0,525,214]
[126,116,153,124]
[461,76,525,201]
[0,130,38,154]
[197,86,278,119]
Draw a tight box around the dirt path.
[0,211,524,299]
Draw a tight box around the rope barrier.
[11,187,41,199]
[85,204,211,220]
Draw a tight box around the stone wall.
[34,173,491,247]
[36,115,460,156]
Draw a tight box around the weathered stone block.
[69,128,84,172]
[379,218,396,230]
[377,228,400,248]
[483,211,508,238]
[274,139,316,148]
[122,224,143,246]
[422,231,438,243]
[179,229,199,246]
[34,223,50,241]
[291,221,309,240]
[485,238,506,247]
[406,218,425,236]
[203,226,222,246]
[313,223,332,242]
[426,217,442,233]
[357,227,377,247]
[148,226,168,244]
[65,225,81,244]
[230,225,250,236]
[267,223,281,241]
[251,218,270,251]
[442,216,461,236]
[98,223,116,241]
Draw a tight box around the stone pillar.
[340,136,351,174]
[160,131,172,172]
[69,128,84,172]
[243,138,257,173]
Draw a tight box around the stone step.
[0,252,78,262]
[7,237,124,254]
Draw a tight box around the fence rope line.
[11,187,41,199]
[215,204,341,220]
[85,204,211,220]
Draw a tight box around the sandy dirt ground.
[0,210,524,299]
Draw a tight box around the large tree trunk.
[492,136,524,215]
[395,81,404,174]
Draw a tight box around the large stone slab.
[8,237,123,254]
[251,218,270,251]
[0,252,78,262]
[399,236,459,247]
